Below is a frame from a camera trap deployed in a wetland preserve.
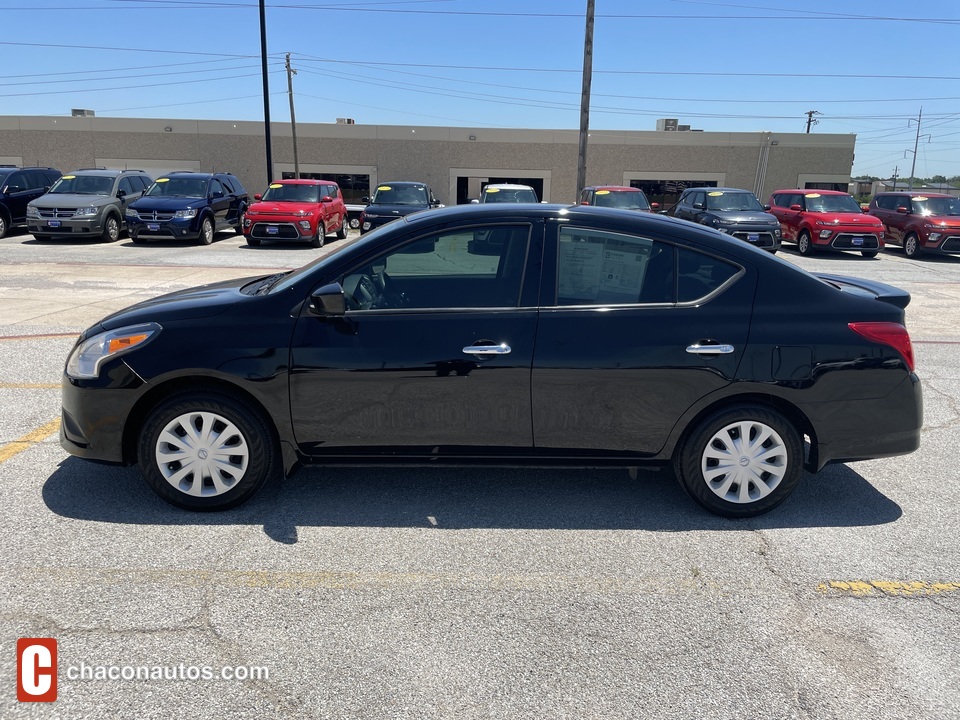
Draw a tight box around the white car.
[472,183,539,204]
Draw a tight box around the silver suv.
[27,168,153,242]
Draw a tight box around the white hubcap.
[701,420,788,504]
[155,411,249,497]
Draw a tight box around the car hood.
[812,212,884,227]
[98,276,257,331]
[364,203,429,217]
[711,211,779,224]
[130,196,206,211]
[919,215,960,228]
[247,200,317,214]
[31,193,111,207]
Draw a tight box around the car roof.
[687,187,756,194]
[771,189,849,196]
[269,178,331,185]
[65,169,130,177]
[377,181,427,187]
[484,183,535,190]
[876,191,954,198]
[587,185,643,192]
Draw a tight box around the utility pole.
[576,0,595,198]
[892,166,899,190]
[259,0,273,186]
[908,107,923,189]
[285,53,300,179]
[804,110,820,133]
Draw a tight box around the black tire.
[33,234,51,241]
[861,250,878,258]
[101,214,121,242]
[0,213,8,239]
[246,235,261,247]
[904,233,921,258]
[310,229,325,248]
[131,233,147,245]
[137,391,276,511]
[198,216,214,245]
[674,405,803,518]
[235,205,246,235]
[797,230,814,256]
[336,215,347,239]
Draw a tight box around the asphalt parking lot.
[2,227,959,719]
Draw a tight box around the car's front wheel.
[862,250,879,258]
[904,233,921,258]
[198,216,214,245]
[336,215,347,239]
[675,405,803,518]
[138,392,276,511]
[797,230,814,256]
[101,214,120,242]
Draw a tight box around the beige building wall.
[0,116,856,204]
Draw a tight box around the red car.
[768,189,884,258]
[867,191,960,258]
[242,179,347,248]
[579,185,659,212]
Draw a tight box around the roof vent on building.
[656,118,678,131]
[71,108,95,117]
[335,118,356,124]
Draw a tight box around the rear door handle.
[686,343,734,355]
[463,342,512,356]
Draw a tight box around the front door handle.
[463,342,512,356]
[686,343,734,355]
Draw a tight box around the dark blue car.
[126,172,248,245]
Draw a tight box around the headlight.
[174,208,197,219]
[27,206,40,218]
[815,220,838,226]
[126,208,139,218]
[924,222,945,229]
[362,221,372,230]
[294,210,314,217]
[75,206,98,217]
[65,323,161,379]
[773,227,782,237]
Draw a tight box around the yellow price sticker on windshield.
[485,187,500,192]
[914,196,928,201]
[156,178,169,183]
[377,185,392,191]
[595,190,610,195]
[708,191,724,196]
[804,193,820,198]
[61,175,75,180]
[269,183,282,189]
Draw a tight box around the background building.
[0,115,856,209]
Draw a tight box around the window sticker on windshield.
[595,190,610,195]
[805,193,820,198]
[377,186,391,191]
[61,175,75,180]
[269,183,282,189]
[485,187,500,192]
[914,196,928,201]
[156,178,169,183]
[708,191,724,196]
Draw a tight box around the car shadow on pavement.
[42,459,902,543]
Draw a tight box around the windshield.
[49,175,114,195]
[371,185,428,206]
[594,190,650,210]
[482,187,538,203]
[146,177,208,198]
[704,191,763,212]
[804,194,862,213]
[261,183,320,203]
[911,196,960,217]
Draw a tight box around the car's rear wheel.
[137,392,276,511]
[904,233,921,258]
[101,214,120,242]
[0,213,8,239]
[234,205,245,235]
[675,405,803,518]
[797,230,814,256]
[336,215,347,239]
[197,216,214,245]
[862,250,878,258]
[349,216,360,229]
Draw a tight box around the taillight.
[848,322,915,372]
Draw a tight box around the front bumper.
[127,216,200,241]
[922,232,960,254]
[28,216,105,237]
[718,225,781,250]
[246,220,317,242]
[814,229,883,251]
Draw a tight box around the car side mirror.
[210,191,225,199]
[789,204,803,211]
[651,202,660,210]
[692,202,704,210]
[321,196,333,203]
[896,207,909,214]
[361,196,370,203]
[309,282,346,317]
[117,189,127,198]
[763,204,771,211]
[254,193,262,201]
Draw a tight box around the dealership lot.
[2,229,959,719]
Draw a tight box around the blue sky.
[4,0,959,179]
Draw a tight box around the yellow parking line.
[0,419,61,465]
[817,580,960,598]
[0,383,60,390]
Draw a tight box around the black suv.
[672,187,781,253]
[126,171,248,244]
[359,181,440,234]
[27,168,153,242]
[0,166,62,239]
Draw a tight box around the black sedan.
[60,204,922,517]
